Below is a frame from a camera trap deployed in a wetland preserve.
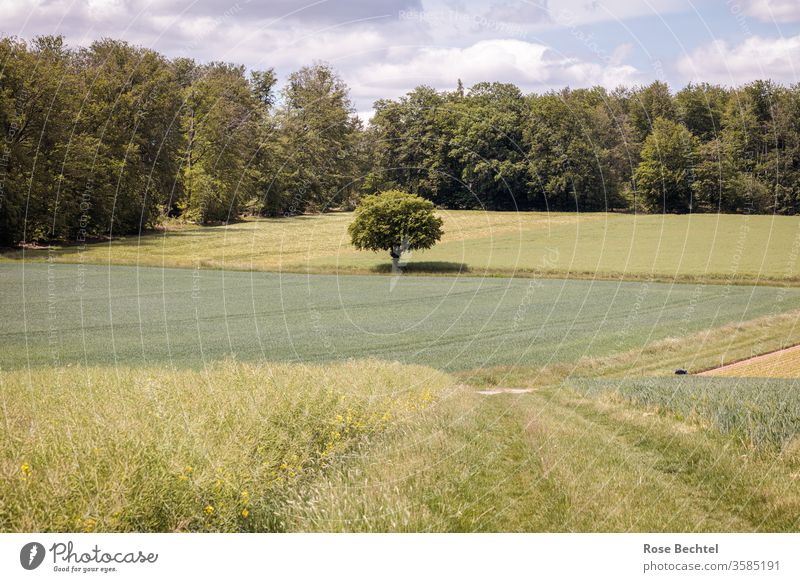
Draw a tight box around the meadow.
[2,211,800,532]
[3,359,797,532]
[4,212,800,284]
[286,382,799,532]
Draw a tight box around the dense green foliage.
[348,190,443,264]
[634,118,699,212]
[3,36,800,245]
[0,36,361,244]
[368,79,800,214]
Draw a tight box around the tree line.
[2,35,799,245]
[0,35,364,245]
[367,78,800,215]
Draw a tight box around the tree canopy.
[348,190,443,268]
[634,118,699,213]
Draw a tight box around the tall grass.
[569,376,800,450]
[0,360,453,532]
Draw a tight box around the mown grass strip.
[547,387,800,531]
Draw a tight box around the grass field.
[3,263,800,372]
[3,360,797,532]
[4,212,800,284]
[289,383,799,532]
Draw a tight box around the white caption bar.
[0,533,797,581]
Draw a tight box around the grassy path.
[282,315,800,531]
[281,384,798,531]
[530,388,798,531]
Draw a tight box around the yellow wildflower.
[241,509,249,518]
[204,505,214,516]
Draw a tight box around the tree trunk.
[390,246,401,272]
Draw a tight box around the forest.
[2,34,800,245]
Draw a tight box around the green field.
[2,212,800,532]
[3,263,800,372]
[0,360,453,532]
[4,212,800,284]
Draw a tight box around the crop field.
[700,345,800,378]
[3,263,800,372]
[4,212,800,284]
[569,376,800,450]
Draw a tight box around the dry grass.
[701,344,800,377]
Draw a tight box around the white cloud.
[349,39,643,107]
[676,35,800,85]
[0,0,651,112]
[414,0,687,35]
[744,0,800,23]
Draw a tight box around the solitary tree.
[348,190,444,271]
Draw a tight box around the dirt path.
[476,387,536,395]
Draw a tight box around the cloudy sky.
[3,0,800,116]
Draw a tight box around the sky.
[3,0,800,117]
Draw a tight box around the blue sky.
[3,0,800,116]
